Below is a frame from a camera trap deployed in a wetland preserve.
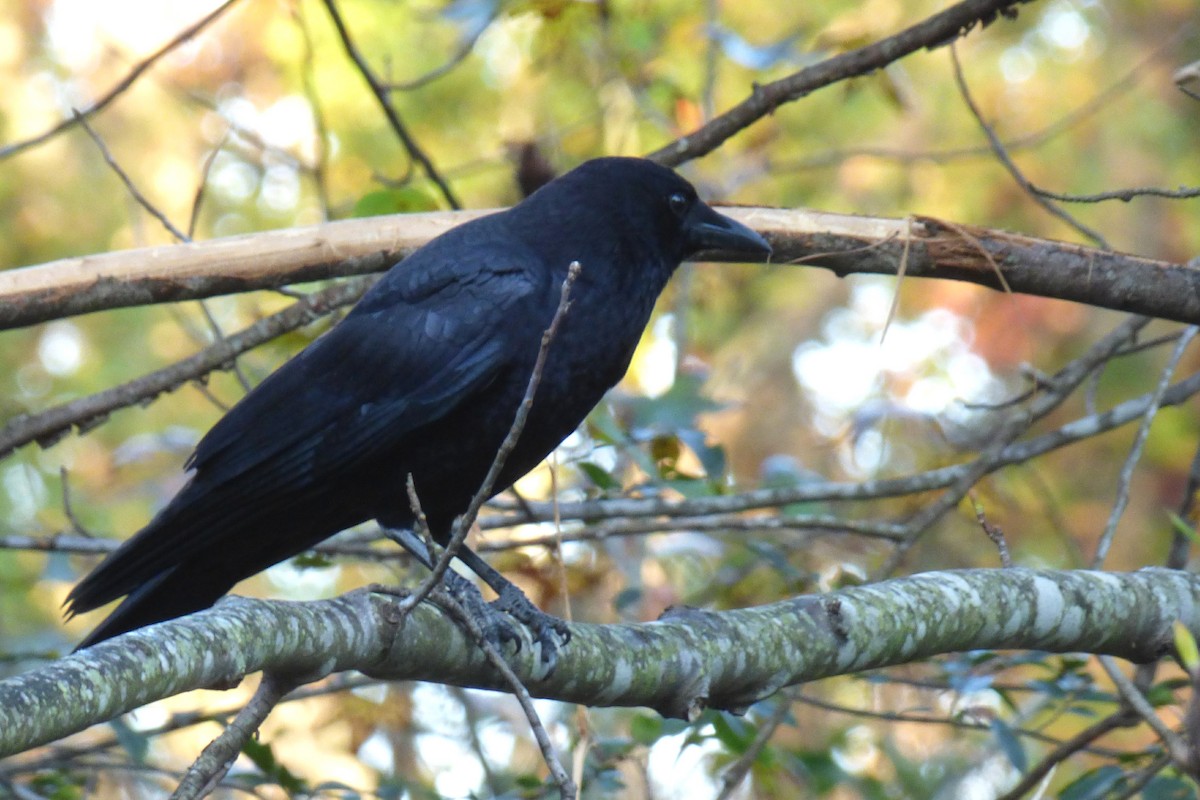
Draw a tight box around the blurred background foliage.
[1,0,1199,797]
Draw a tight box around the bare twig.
[949,44,1109,248]
[878,316,1151,575]
[1093,325,1198,567]
[1098,656,1193,772]
[488,368,1200,528]
[406,262,582,607]
[320,0,461,209]
[1110,753,1174,800]
[791,692,1129,757]
[995,711,1138,800]
[384,12,496,91]
[0,0,241,161]
[970,492,1013,568]
[769,24,1191,174]
[58,468,92,537]
[293,2,333,217]
[76,111,257,397]
[0,277,371,460]
[73,111,189,244]
[715,692,795,800]
[432,587,575,799]
[171,672,298,800]
[1034,184,1200,203]
[647,0,1028,166]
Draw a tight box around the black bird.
[66,157,771,652]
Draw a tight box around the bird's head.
[518,157,771,267]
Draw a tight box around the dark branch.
[0,278,371,459]
[320,0,462,209]
[646,0,1032,166]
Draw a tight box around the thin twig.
[432,587,575,799]
[1093,325,1198,567]
[1098,656,1193,772]
[0,1,241,161]
[1034,184,1200,203]
[647,0,1028,166]
[383,13,496,91]
[189,131,229,239]
[1167,441,1200,571]
[878,316,1151,576]
[791,692,1129,758]
[73,111,189,243]
[768,24,1192,174]
[58,468,92,537]
[949,44,1109,249]
[404,262,582,611]
[1110,752,1174,800]
[320,0,461,209]
[969,491,1013,568]
[715,692,795,800]
[171,673,298,800]
[995,710,1138,800]
[293,1,333,217]
[0,277,371,460]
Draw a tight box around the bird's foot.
[426,567,569,672]
[436,569,524,652]
[490,583,571,668]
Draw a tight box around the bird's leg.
[382,527,522,651]
[454,545,572,662]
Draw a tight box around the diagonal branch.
[320,0,461,209]
[0,278,372,460]
[646,0,1033,166]
[0,0,241,161]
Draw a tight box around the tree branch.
[2,207,1197,331]
[3,568,1196,759]
[646,0,1033,166]
[0,0,242,161]
[0,277,373,459]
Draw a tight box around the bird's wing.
[187,248,542,491]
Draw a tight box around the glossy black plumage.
[65,157,771,649]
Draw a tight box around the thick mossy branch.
[1,568,1193,759]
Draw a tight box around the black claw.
[490,584,570,667]
[432,572,569,669]
[437,570,522,651]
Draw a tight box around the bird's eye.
[668,192,689,218]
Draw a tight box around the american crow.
[66,157,771,653]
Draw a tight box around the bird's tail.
[69,567,216,651]
[65,480,360,650]
[64,505,246,651]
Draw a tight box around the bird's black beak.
[683,202,772,259]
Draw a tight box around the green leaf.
[1141,775,1198,799]
[613,586,643,613]
[578,461,620,491]
[1173,620,1200,673]
[629,713,663,745]
[241,736,307,793]
[291,552,334,569]
[989,719,1027,773]
[1060,765,1124,800]
[352,186,439,218]
[108,716,150,763]
[709,711,751,753]
[1167,512,1199,543]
